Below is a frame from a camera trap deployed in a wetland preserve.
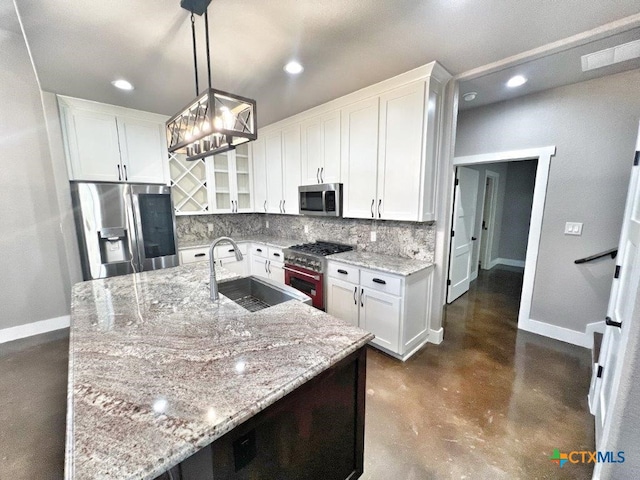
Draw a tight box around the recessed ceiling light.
[111,79,134,91]
[463,92,477,102]
[506,75,527,88]
[284,61,304,75]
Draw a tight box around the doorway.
[445,146,555,332]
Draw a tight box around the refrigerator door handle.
[127,186,144,272]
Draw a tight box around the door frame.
[452,147,556,329]
[478,170,500,274]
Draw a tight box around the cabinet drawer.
[252,244,268,258]
[180,247,210,264]
[327,262,359,285]
[268,247,284,262]
[360,270,402,296]
[215,243,248,259]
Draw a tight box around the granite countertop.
[178,236,301,250]
[65,262,373,480]
[327,250,434,276]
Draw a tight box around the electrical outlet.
[265,220,269,229]
[564,222,583,236]
[304,225,309,234]
[370,231,377,242]
[207,223,214,233]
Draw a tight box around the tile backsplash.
[176,214,435,262]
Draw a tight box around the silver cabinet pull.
[267,260,271,274]
[360,288,364,307]
[316,167,320,183]
[320,167,324,183]
[117,164,122,181]
[353,286,357,305]
[123,164,128,181]
[265,259,268,273]
[378,199,382,218]
[264,200,267,212]
[370,199,374,218]
[283,266,320,281]
[282,199,286,213]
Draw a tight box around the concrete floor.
[0,266,594,479]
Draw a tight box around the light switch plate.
[370,231,377,242]
[304,225,309,234]
[564,222,583,236]
[207,223,214,233]
[265,220,269,229]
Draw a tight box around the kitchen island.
[66,262,373,479]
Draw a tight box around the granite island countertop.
[327,250,434,276]
[65,262,373,480]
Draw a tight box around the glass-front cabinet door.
[209,145,253,213]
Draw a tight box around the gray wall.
[0,10,76,330]
[456,68,640,333]
[498,160,537,262]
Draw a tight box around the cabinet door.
[233,144,253,212]
[209,152,234,213]
[282,125,301,215]
[326,277,360,327]
[377,81,426,221]
[251,256,269,279]
[62,106,122,181]
[265,132,284,213]
[341,98,379,219]
[360,288,401,353]
[301,117,323,185]
[117,117,167,184]
[268,260,285,284]
[320,110,341,183]
[251,139,268,213]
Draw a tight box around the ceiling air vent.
[581,38,640,72]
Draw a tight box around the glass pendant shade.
[167,88,256,161]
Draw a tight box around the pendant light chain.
[190,13,199,95]
[204,11,212,90]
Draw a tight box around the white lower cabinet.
[326,260,433,361]
[250,244,284,283]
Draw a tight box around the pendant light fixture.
[166,0,257,161]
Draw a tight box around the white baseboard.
[428,327,444,344]
[0,315,70,344]
[496,258,526,268]
[470,269,478,281]
[518,317,600,348]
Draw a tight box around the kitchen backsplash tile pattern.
[177,214,435,262]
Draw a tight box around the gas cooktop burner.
[288,241,354,256]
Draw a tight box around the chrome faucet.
[209,237,243,301]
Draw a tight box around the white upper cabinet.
[265,131,284,213]
[281,124,301,215]
[301,110,341,185]
[376,81,426,221]
[251,139,268,214]
[58,96,168,184]
[341,97,380,219]
[209,144,253,214]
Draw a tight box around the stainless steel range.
[284,241,354,310]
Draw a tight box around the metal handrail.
[574,248,618,264]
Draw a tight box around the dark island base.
[156,347,367,480]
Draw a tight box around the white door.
[320,111,341,183]
[209,152,234,213]
[326,277,360,327]
[251,257,269,279]
[281,125,301,215]
[376,81,426,221]
[361,288,401,352]
[265,132,284,213]
[233,144,253,212]
[117,117,167,184]
[251,139,268,213]
[447,167,480,303]
[268,261,285,284]
[341,97,379,219]
[301,118,323,185]
[594,123,640,450]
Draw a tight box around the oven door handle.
[283,266,320,282]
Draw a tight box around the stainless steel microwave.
[299,183,343,217]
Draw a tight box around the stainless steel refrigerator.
[70,182,179,281]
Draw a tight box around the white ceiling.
[11,0,640,126]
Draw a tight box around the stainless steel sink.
[218,276,312,312]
